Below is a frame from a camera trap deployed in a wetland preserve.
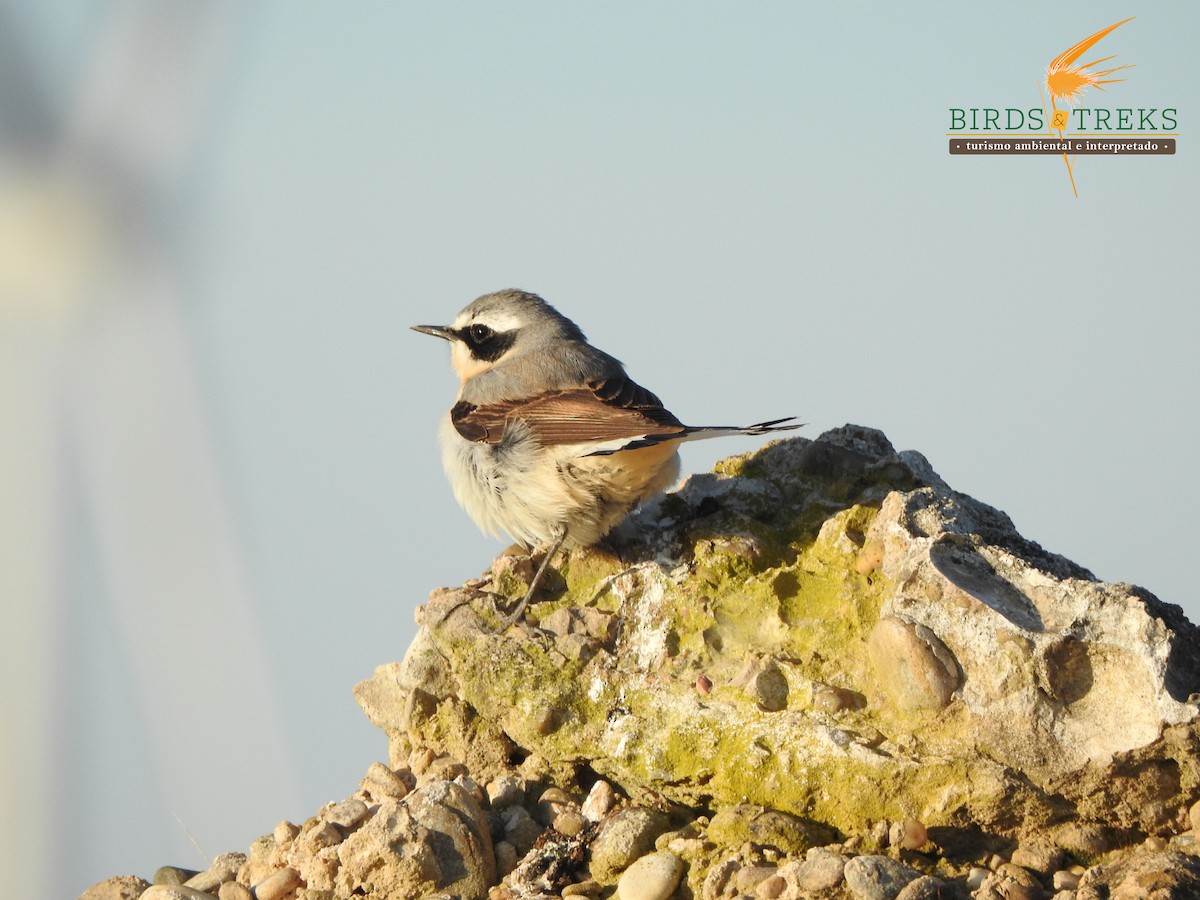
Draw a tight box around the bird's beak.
[411,324,458,341]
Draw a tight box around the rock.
[707,804,829,856]
[216,884,252,900]
[183,853,245,892]
[581,779,617,822]
[1076,848,1200,898]
[323,797,369,830]
[1190,798,1200,835]
[153,867,199,886]
[500,804,544,855]
[252,867,301,900]
[273,821,300,845]
[1011,844,1067,875]
[894,876,951,900]
[616,852,684,900]
[486,775,525,809]
[335,779,494,899]
[77,875,152,900]
[360,761,411,801]
[555,810,588,836]
[588,807,672,881]
[701,857,740,900]
[139,888,218,900]
[362,425,1200,843]
[842,854,922,900]
[780,847,847,891]
[734,865,777,893]
[888,818,928,850]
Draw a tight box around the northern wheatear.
[413,289,800,624]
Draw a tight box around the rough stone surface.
[77,875,152,900]
[588,807,672,882]
[365,426,1200,841]
[843,854,922,899]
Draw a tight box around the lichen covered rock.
[359,425,1200,844]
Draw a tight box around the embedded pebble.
[324,797,369,830]
[252,866,302,900]
[562,880,602,897]
[555,810,588,836]
[216,883,252,900]
[581,779,617,822]
[360,761,410,800]
[140,888,218,900]
[616,852,684,900]
[755,874,786,899]
[894,876,950,900]
[735,865,777,893]
[1011,844,1066,874]
[1053,869,1081,890]
[843,854,921,900]
[153,867,198,886]
[888,818,928,850]
[487,775,526,809]
[788,846,847,891]
[696,674,712,695]
[1190,798,1200,835]
[273,820,300,846]
[494,839,519,876]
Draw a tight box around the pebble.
[185,854,245,892]
[562,880,602,897]
[701,857,740,900]
[555,810,588,836]
[140,888,218,900]
[487,775,526,809]
[616,852,684,900]
[842,855,922,900]
[360,761,411,801]
[894,876,949,900]
[494,840,519,876]
[965,867,989,889]
[1053,869,1081,890]
[273,820,300,845]
[589,807,671,881]
[324,797,369,830]
[755,874,786,899]
[296,820,343,853]
[538,787,576,824]
[581,779,617,822]
[696,674,712,695]
[153,867,199,886]
[789,847,847,891]
[501,805,545,855]
[888,818,928,850]
[216,883,252,900]
[252,866,302,900]
[735,865,777,893]
[1011,844,1066,875]
[1190,797,1200,835]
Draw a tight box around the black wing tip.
[743,417,804,434]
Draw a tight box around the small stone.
[975,872,1042,900]
[494,840,519,876]
[888,818,928,850]
[1143,834,1168,851]
[1053,869,1081,890]
[785,847,847,891]
[616,852,684,900]
[296,820,343,854]
[696,674,712,695]
[562,880,602,897]
[842,854,921,900]
[139,888,218,900]
[537,786,576,824]
[533,707,558,736]
[185,854,245,892]
[581,779,617,822]
[253,866,302,900]
[867,617,961,711]
[410,747,437,774]
[555,810,588,836]
[996,863,1042,888]
[325,797,370,830]
[894,876,949,900]
[731,657,789,711]
[755,874,786,899]
[701,857,740,900]
[735,865,777,893]
[360,762,411,801]
[966,867,989,889]
[665,837,706,858]
[501,805,545,855]
[589,807,672,881]
[1012,845,1067,875]
[78,875,153,900]
[217,883,253,900]
[273,821,300,846]
[487,775,525,809]
[1189,798,1200,835]
[153,868,199,886]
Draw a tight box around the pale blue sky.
[2,3,1197,896]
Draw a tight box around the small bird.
[413,289,800,625]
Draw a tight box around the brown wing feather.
[451,375,684,447]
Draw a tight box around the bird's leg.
[498,527,567,629]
